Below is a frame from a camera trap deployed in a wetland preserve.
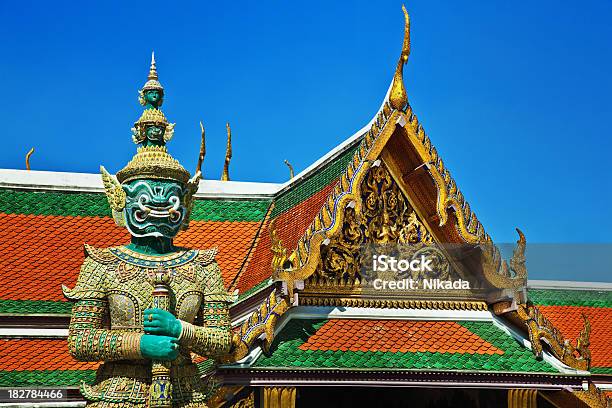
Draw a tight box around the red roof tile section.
[537,305,612,368]
[1,213,128,302]
[234,181,337,294]
[298,319,504,355]
[175,220,260,288]
[0,339,99,371]
[0,213,260,301]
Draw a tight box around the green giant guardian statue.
[63,54,232,408]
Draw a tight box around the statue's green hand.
[140,334,179,360]
[143,308,182,338]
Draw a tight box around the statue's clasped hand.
[141,308,183,360]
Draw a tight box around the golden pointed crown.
[142,52,164,92]
[116,145,191,184]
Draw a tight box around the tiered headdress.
[101,54,200,227]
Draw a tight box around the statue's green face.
[123,179,186,238]
[144,90,162,107]
[144,125,165,146]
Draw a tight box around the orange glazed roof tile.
[298,320,504,355]
[0,338,99,371]
[0,213,261,302]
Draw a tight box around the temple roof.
[0,9,610,406]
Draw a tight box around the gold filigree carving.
[312,163,450,285]
[516,303,591,371]
[481,228,527,290]
[270,220,289,277]
[573,382,611,408]
[222,291,289,362]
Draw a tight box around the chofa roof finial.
[221,122,233,181]
[389,4,411,111]
[284,160,294,180]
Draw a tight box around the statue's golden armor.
[63,245,232,408]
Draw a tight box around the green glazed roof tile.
[0,300,72,314]
[0,188,270,222]
[0,370,95,387]
[0,189,111,217]
[190,199,270,222]
[271,145,359,218]
[528,289,612,308]
[252,319,558,373]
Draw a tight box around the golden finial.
[389,4,411,111]
[196,121,206,176]
[25,147,34,170]
[284,160,294,180]
[221,122,232,181]
[149,51,158,81]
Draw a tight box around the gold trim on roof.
[221,291,289,363]
[300,297,488,311]
[516,302,591,371]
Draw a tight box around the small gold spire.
[221,122,232,181]
[284,160,294,180]
[196,121,206,176]
[25,147,34,171]
[389,4,411,111]
[139,51,164,106]
[149,51,158,81]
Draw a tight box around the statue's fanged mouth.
[134,195,181,223]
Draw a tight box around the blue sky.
[1,1,611,279]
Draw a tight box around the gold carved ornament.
[572,382,611,408]
[515,303,591,371]
[311,163,451,285]
[220,290,289,363]
[492,232,590,371]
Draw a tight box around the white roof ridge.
[0,168,281,199]
[527,279,612,290]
